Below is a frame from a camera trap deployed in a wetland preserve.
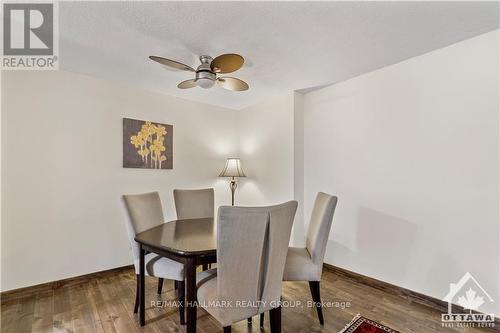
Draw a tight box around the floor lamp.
[219,158,246,206]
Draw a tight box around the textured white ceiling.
[59,1,499,110]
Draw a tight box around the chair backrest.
[305,192,338,266]
[216,201,297,321]
[122,192,165,266]
[173,188,214,219]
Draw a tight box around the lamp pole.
[230,176,237,206]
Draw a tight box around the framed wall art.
[123,118,173,169]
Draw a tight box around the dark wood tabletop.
[134,217,217,333]
[134,217,216,256]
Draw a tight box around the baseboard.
[323,263,500,329]
[0,265,134,303]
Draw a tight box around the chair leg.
[174,280,178,290]
[178,280,185,325]
[260,312,265,328]
[157,278,164,295]
[309,281,324,325]
[223,326,232,333]
[202,263,208,271]
[133,274,140,314]
[269,306,281,333]
[247,317,252,324]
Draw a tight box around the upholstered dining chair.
[173,188,215,272]
[261,192,337,327]
[122,192,186,324]
[196,201,298,333]
[173,188,214,220]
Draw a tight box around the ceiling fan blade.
[149,56,195,72]
[211,54,244,74]
[217,77,249,91]
[177,79,197,89]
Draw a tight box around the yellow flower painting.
[123,118,173,169]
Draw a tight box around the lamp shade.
[219,158,246,178]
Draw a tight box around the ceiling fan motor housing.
[196,55,216,88]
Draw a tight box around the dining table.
[134,217,216,333]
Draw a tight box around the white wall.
[1,70,238,291]
[0,70,3,292]
[237,92,295,207]
[302,31,499,314]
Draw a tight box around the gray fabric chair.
[197,201,298,333]
[122,192,186,324]
[173,188,215,271]
[262,192,337,326]
[173,188,214,220]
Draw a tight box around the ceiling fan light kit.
[149,53,249,92]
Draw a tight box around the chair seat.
[133,253,184,281]
[197,269,259,327]
[283,247,321,281]
[197,268,217,286]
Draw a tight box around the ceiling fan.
[149,53,249,91]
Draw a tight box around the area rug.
[339,314,400,333]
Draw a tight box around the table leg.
[139,246,145,326]
[185,257,197,333]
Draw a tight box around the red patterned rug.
[339,314,400,333]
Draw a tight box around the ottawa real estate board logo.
[442,272,495,329]
[2,2,58,69]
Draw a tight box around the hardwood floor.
[1,267,496,333]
